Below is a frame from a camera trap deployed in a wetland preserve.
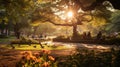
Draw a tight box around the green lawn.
[1,44,71,50]
[0,36,74,50]
[0,36,16,43]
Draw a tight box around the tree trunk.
[14,28,21,39]
[33,26,38,36]
[1,29,4,34]
[14,24,21,39]
[8,29,10,36]
[72,24,78,39]
[5,28,8,36]
[16,32,21,39]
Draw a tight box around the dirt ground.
[0,46,75,67]
[0,42,111,67]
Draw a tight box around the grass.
[1,44,71,50]
[0,36,16,43]
[0,36,73,50]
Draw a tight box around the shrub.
[57,48,120,67]
[105,37,120,45]
[53,35,70,42]
[11,36,39,44]
[0,34,8,38]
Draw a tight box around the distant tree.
[0,0,35,38]
[0,20,6,34]
[36,23,56,35]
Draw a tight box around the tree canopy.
[0,0,120,38]
[105,10,120,32]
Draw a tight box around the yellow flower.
[31,56,37,61]
[20,51,25,55]
[42,49,51,54]
[26,55,31,60]
[36,59,41,63]
[42,62,49,67]
[33,52,40,58]
[21,56,26,60]
[48,56,55,61]
[21,51,32,57]
[26,51,32,56]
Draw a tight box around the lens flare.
[67,11,73,18]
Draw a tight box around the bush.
[0,34,8,38]
[53,35,70,42]
[57,48,120,67]
[11,36,39,44]
[105,37,120,45]
[53,35,120,45]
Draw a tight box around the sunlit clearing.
[82,44,110,49]
[67,11,73,18]
[65,44,74,48]
[41,41,53,46]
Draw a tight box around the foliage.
[105,10,120,32]
[79,1,113,34]
[35,23,56,35]
[0,36,15,43]
[11,36,39,44]
[31,0,114,38]
[105,37,120,45]
[20,27,33,36]
[57,48,120,67]
[0,0,119,39]
[53,33,120,45]
[16,50,57,67]
[0,0,39,38]
[53,35,70,42]
[0,34,8,38]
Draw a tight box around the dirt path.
[0,48,21,67]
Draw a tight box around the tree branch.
[46,19,73,26]
[80,12,93,22]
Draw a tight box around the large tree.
[31,0,113,39]
[0,0,118,39]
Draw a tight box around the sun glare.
[67,11,73,18]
